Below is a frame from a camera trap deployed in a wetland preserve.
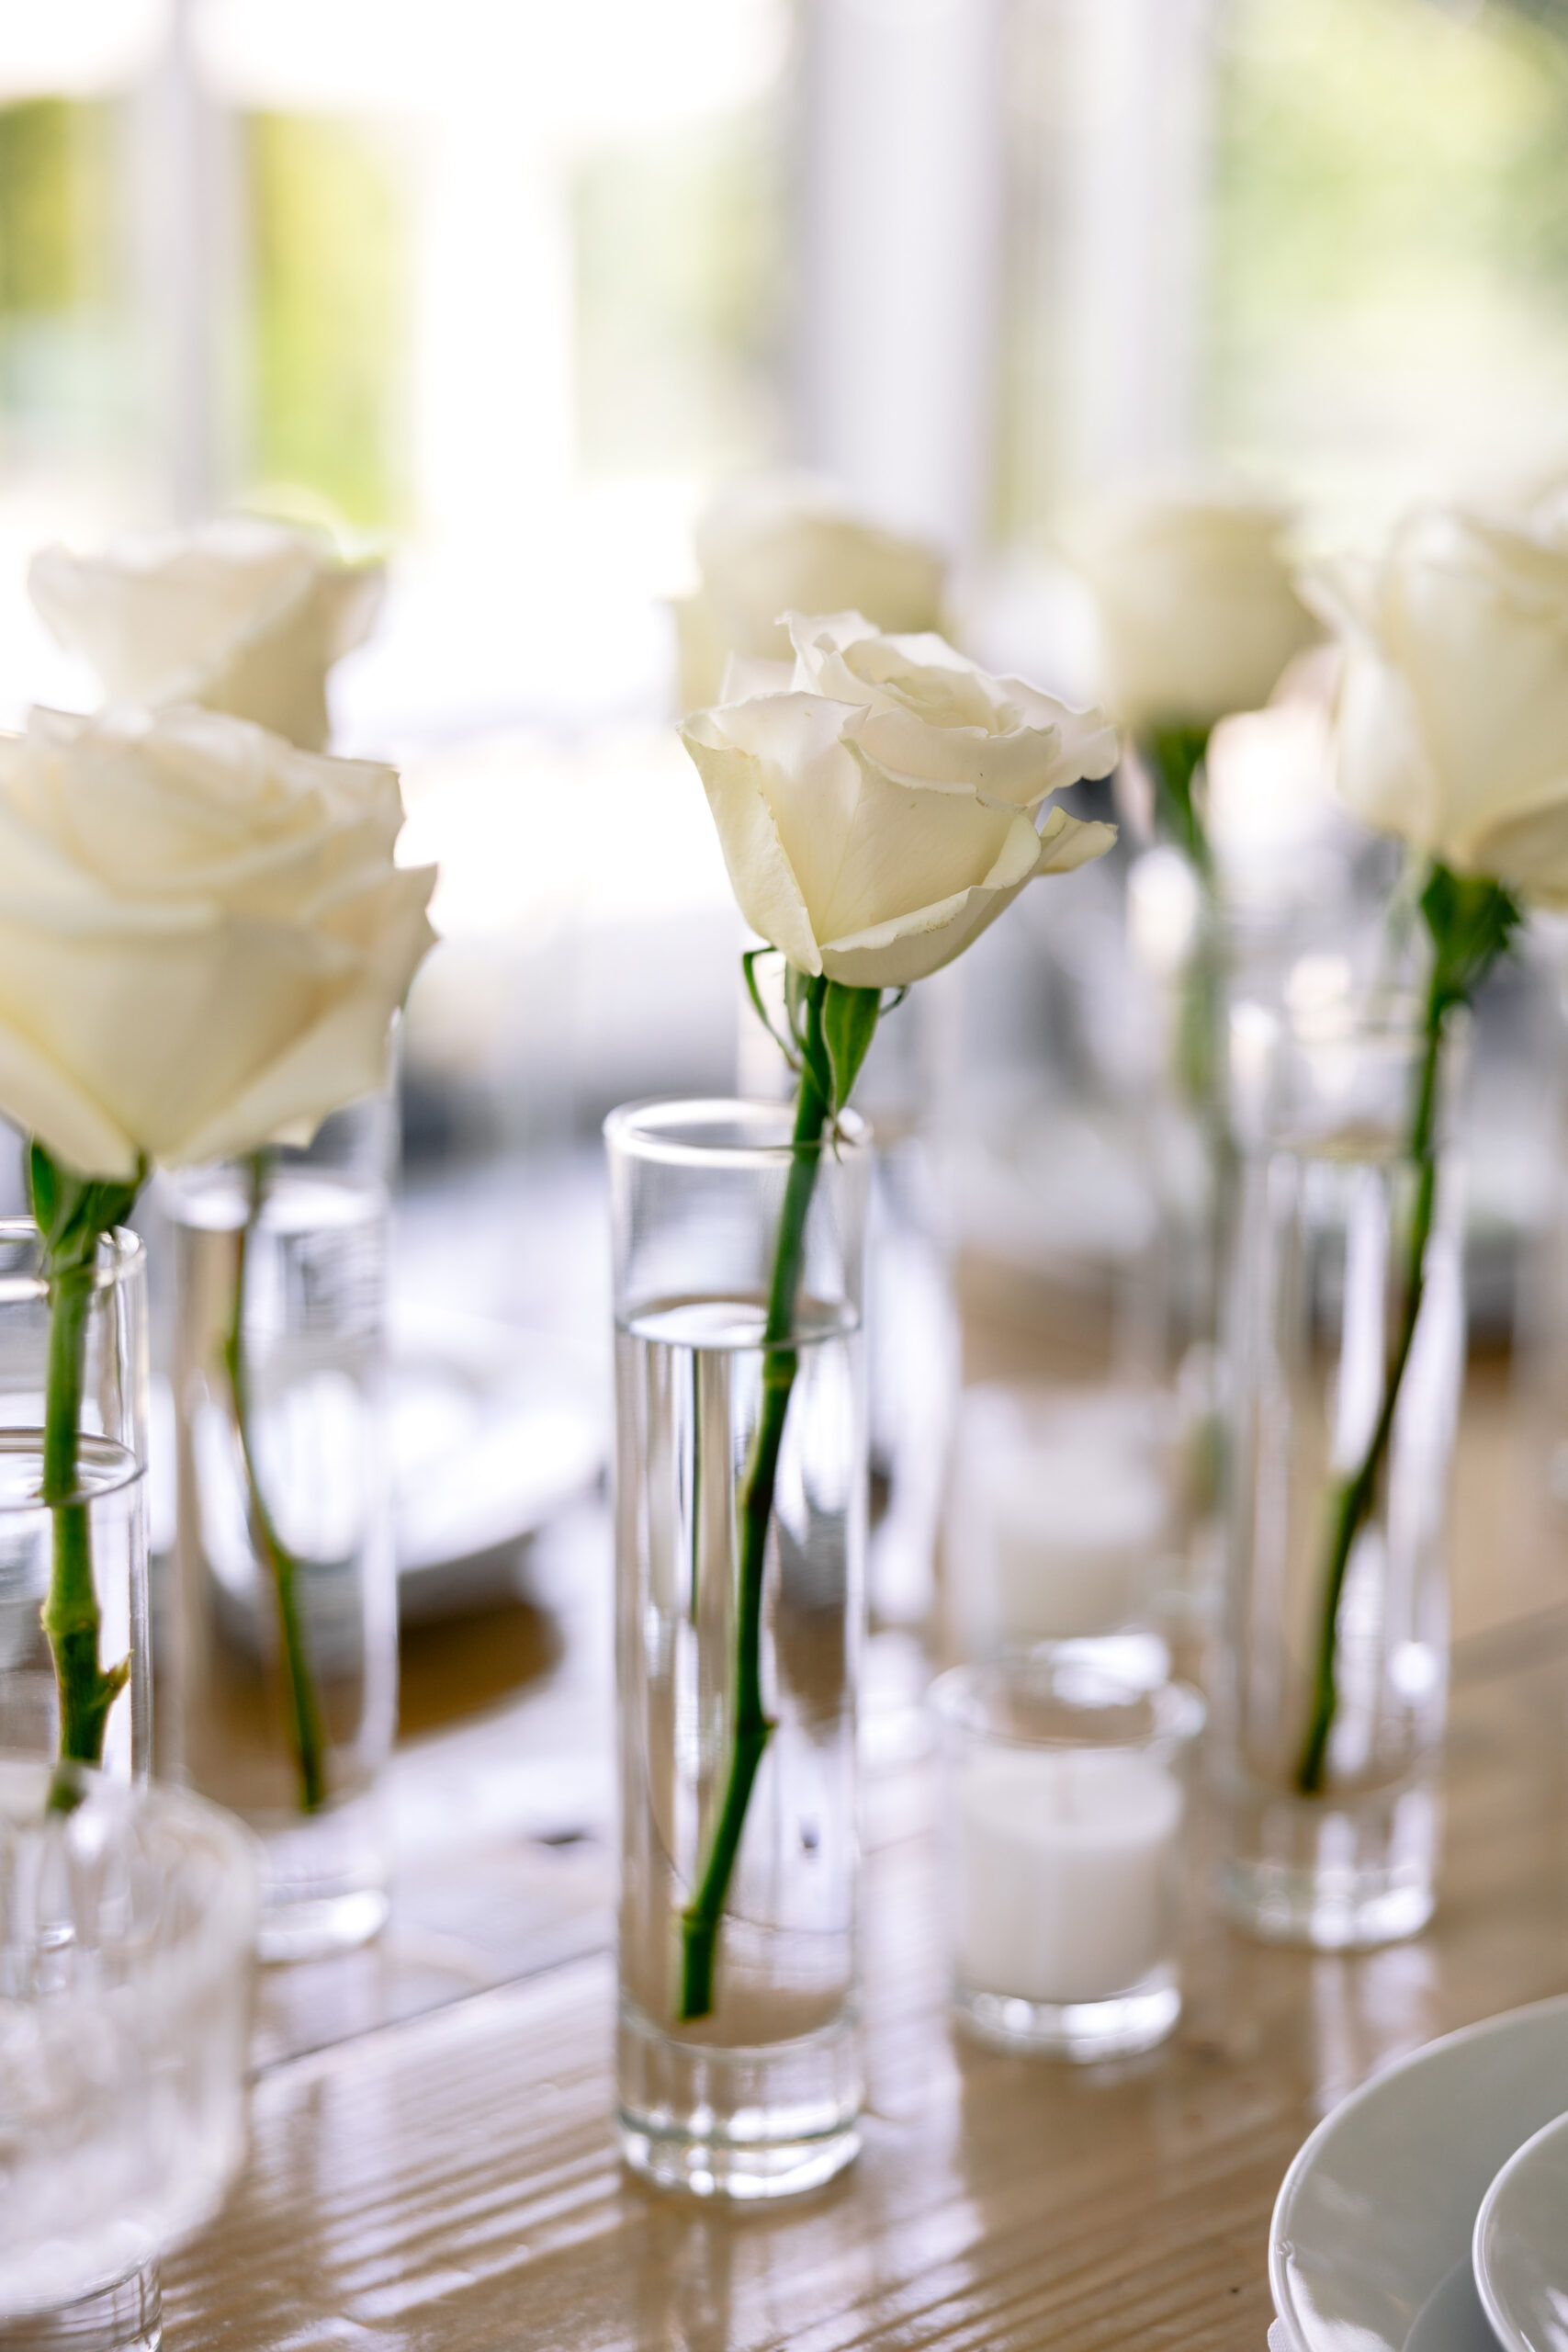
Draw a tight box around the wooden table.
[164,1354,1568,2349]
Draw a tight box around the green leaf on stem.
[784,961,811,1048]
[1146,722,1214,881]
[821,980,881,1118]
[28,1143,145,1275]
[1420,865,1522,1019]
[741,948,801,1076]
[27,1141,56,1238]
[786,965,832,1108]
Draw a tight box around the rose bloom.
[1068,491,1320,732]
[0,705,436,1179]
[682,610,1118,989]
[1304,503,1568,904]
[28,518,385,753]
[673,477,945,711]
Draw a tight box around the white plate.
[1474,2108,1568,2352]
[389,1306,606,1608]
[1271,1995,1568,2352]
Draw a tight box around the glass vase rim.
[1269,977,1470,1054]
[0,1218,144,1308]
[928,1657,1206,1755]
[604,1095,873,1170]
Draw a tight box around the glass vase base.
[616,2001,863,2202]
[0,2262,161,2352]
[254,1794,389,1962]
[259,1881,389,1964]
[953,1970,1179,2063]
[1218,1854,1435,1950]
[618,2115,860,2201]
[1217,1782,1438,1950]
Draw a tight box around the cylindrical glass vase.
[1125,846,1232,1385]
[607,1098,870,2199]
[1213,996,1464,1947]
[0,1224,149,1780]
[164,1095,396,1961]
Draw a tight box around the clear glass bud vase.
[606,1098,870,2199]
[1213,996,1464,1947]
[0,1223,150,1778]
[1126,846,1233,1382]
[164,1095,396,1960]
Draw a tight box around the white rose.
[1303,504,1568,904]
[28,518,385,752]
[0,705,436,1179]
[1068,492,1319,730]
[682,610,1118,989]
[673,477,945,711]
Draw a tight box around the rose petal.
[1067,492,1318,727]
[1385,510,1568,854]
[0,704,434,1168]
[175,865,437,1163]
[1333,650,1442,854]
[680,702,825,973]
[28,523,384,753]
[849,698,1117,808]
[818,806,1114,988]
[0,1015,138,1179]
[692,482,943,662]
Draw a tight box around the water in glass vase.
[167,1162,395,1960]
[1216,1135,1462,1949]
[615,1293,863,2199]
[0,1433,147,1778]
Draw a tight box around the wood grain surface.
[162,1351,1568,2349]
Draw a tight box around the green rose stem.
[28,1145,146,1777]
[223,1151,327,1815]
[1145,722,1214,888]
[677,966,881,2022]
[1145,723,1236,1367]
[40,1266,122,1768]
[1294,865,1519,1795]
[1145,724,1222,1102]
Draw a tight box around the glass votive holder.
[0,1758,259,2352]
[931,1651,1203,2062]
[942,1382,1184,1661]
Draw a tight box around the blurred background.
[3,0,1568,1144]
[3,0,1568,1645]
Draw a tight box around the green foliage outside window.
[0,99,96,317]
[247,111,410,531]
[1210,0,1568,494]
[0,98,118,450]
[574,113,786,479]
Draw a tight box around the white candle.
[954,1746,1182,2004]
[989,1446,1168,1643]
